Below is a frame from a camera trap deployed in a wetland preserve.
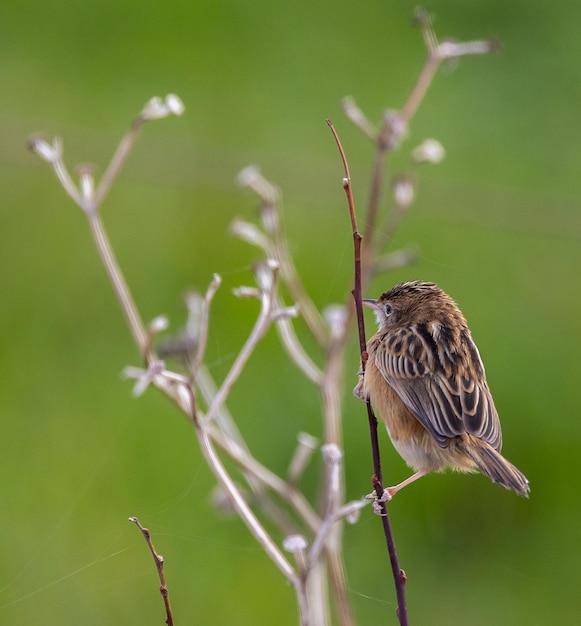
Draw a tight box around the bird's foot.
[365,488,395,515]
[353,378,369,402]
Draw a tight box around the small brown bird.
[360,281,529,498]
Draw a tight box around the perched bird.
[360,281,529,498]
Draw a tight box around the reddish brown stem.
[129,517,175,626]
[326,119,409,626]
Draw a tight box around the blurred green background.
[1,0,580,624]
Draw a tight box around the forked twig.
[129,517,175,626]
[326,119,409,626]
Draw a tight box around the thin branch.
[208,422,321,531]
[287,433,320,487]
[87,212,151,357]
[191,274,223,376]
[94,117,146,207]
[196,425,298,584]
[341,97,377,141]
[237,166,330,348]
[363,136,389,262]
[308,498,368,570]
[32,98,318,625]
[95,95,185,207]
[326,119,409,626]
[129,517,175,626]
[203,260,279,425]
[195,367,323,532]
[273,298,323,385]
[28,135,83,205]
[402,9,497,124]
[230,216,323,383]
[400,53,439,125]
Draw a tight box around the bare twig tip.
[28,134,61,163]
[140,94,185,121]
[232,286,261,299]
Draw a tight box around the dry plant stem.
[129,516,175,626]
[230,217,322,383]
[191,274,222,376]
[87,212,151,357]
[287,433,319,486]
[308,499,367,570]
[319,351,355,624]
[196,426,298,582]
[198,422,317,625]
[362,145,388,280]
[94,117,145,207]
[241,172,354,626]
[260,196,329,348]
[319,339,354,626]
[196,367,322,532]
[203,268,277,426]
[401,9,449,125]
[341,97,377,141]
[317,434,349,626]
[400,54,439,124]
[273,301,323,384]
[240,170,329,347]
[273,228,330,349]
[51,141,83,205]
[326,119,409,626]
[34,110,331,626]
[402,12,497,125]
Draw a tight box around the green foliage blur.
[2,1,580,624]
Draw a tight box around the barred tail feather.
[462,436,530,497]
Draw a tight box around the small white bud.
[380,110,407,150]
[28,135,60,163]
[392,177,415,208]
[412,138,445,164]
[230,219,269,250]
[271,305,299,322]
[77,164,95,202]
[437,39,497,60]
[283,534,308,553]
[254,261,276,292]
[148,315,170,334]
[165,93,185,116]
[259,203,278,235]
[236,165,278,204]
[236,165,261,188]
[141,96,167,120]
[322,443,343,464]
[141,94,184,121]
[232,286,261,299]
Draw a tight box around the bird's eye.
[384,304,393,316]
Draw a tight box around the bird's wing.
[372,325,502,450]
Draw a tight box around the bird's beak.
[361,298,380,311]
